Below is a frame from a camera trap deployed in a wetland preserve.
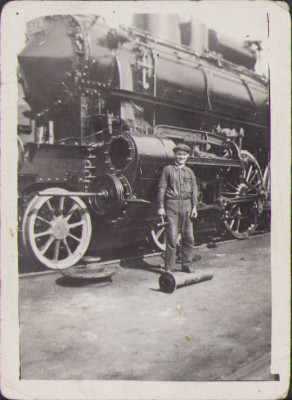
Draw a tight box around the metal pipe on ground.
[159,270,214,293]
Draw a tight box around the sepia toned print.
[1,2,290,400]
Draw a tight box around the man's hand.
[157,207,166,217]
[190,206,198,219]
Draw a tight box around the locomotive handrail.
[220,194,261,203]
[154,124,235,146]
[37,191,101,197]
[109,89,269,130]
[36,191,151,204]
[187,157,241,167]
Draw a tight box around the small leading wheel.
[220,151,264,239]
[147,220,167,251]
[22,188,92,269]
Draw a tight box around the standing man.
[157,143,198,273]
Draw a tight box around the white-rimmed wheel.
[147,221,166,251]
[22,188,92,269]
[219,151,264,239]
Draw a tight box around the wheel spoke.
[254,179,262,188]
[53,240,60,262]
[46,199,55,216]
[64,203,79,221]
[227,182,237,190]
[40,236,55,254]
[68,233,82,243]
[249,170,258,184]
[236,218,241,232]
[68,221,86,229]
[36,216,51,225]
[229,219,235,229]
[59,197,65,215]
[62,238,72,255]
[227,204,237,217]
[246,165,253,181]
[33,229,52,238]
[155,228,165,240]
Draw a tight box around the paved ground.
[19,234,271,381]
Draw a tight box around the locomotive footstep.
[159,269,214,293]
[62,262,116,280]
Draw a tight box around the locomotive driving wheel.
[22,188,92,269]
[219,151,264,239]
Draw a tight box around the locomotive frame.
[16,12,271,270]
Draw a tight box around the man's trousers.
[165,199,194,271]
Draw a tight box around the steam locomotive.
[17,14,270,270]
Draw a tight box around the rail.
[19,232,270,278]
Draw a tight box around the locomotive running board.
[222,194,260,203]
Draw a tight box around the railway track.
[19,231,270,278]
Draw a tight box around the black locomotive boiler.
[17,14,271,270]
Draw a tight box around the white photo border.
[1,1,290,399]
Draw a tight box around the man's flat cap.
[173,143,191,153]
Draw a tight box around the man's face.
[174,150,189,165]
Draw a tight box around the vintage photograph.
[1,1,290,399]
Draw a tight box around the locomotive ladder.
[84,148,97,191]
